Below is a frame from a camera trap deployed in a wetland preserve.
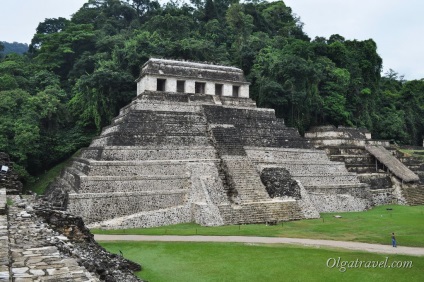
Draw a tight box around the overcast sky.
[0,0,87,43]
[284,0,424,80]
[0,0,423,80]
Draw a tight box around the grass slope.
[92,205,424,247]
[100,241,424,282]
[30,150,80,195]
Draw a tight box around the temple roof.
[137,58,249,84]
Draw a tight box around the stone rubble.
[0,195,142,282]
[0,152,23,194]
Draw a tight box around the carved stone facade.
[136,59,250,98]
[47,59,375,229]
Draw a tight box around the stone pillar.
[239,85,249,98]
[166,78,177,93]
[205,82,215,95]
[186,80,195,94]
[222,84,233,97]
[143,76,157,92]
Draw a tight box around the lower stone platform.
[0,212,9,281]
[2,195,142,281]
[218,200,304,225]
[0,188,6,215]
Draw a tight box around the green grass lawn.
[100,241,424,282]
[92,204,424,247]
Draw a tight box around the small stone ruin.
[0,152,23,195]
[305,125,424,206]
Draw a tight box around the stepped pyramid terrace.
[47,58,398,229]
[305,126,424,206]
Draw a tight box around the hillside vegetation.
[1,0,423,183]
[0,41,29,56]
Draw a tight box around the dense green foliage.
[0,41,29,56]
[101,241,424,281]
[1,0,424,182]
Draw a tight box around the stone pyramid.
[47,59,370,229]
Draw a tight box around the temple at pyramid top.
[136,58,250,98]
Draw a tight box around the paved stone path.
[6,203,98,281]
[94,234,424,256]
[0,214,9,281]
[0,195,142,282]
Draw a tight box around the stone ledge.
[68,190,189,199]
[0,189,6,215]
[79,175,189,181]
[74,158,220,165]
[244,146,322,154]
[84,145,216,150]
[305,183,369,189]
[88,205,192,229]
[255,161,349,166]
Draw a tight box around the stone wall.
[3,195,142,281]
[357,173,392,190]
[88,205,192,229]
[0,152,23,194]
[305,126,390,148]
[68,191,188,224]
[370,189,396,206]
[0,188,5,215]
[306,186,370,212]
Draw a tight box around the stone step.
[120,102,202,116]
[245,148,330,162]
[80,146,218,161]
[68,191,189,224]
[77,175,190,193]
[88,205,192,229]
[293,175,362,186]
[357,173,393,189]
[223,158,270,202]
[71,158,190,176]
[325,147,368,156]
[256,163,350,175]
[346,165,378,173]
[304,183,369,189]
[330,155,374,164]
[402,185,424,205]
[102,123,207,136]
[90,134,211,147]
[61,167,85,190]
[111,108,206,126]
[218,200,304,224]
